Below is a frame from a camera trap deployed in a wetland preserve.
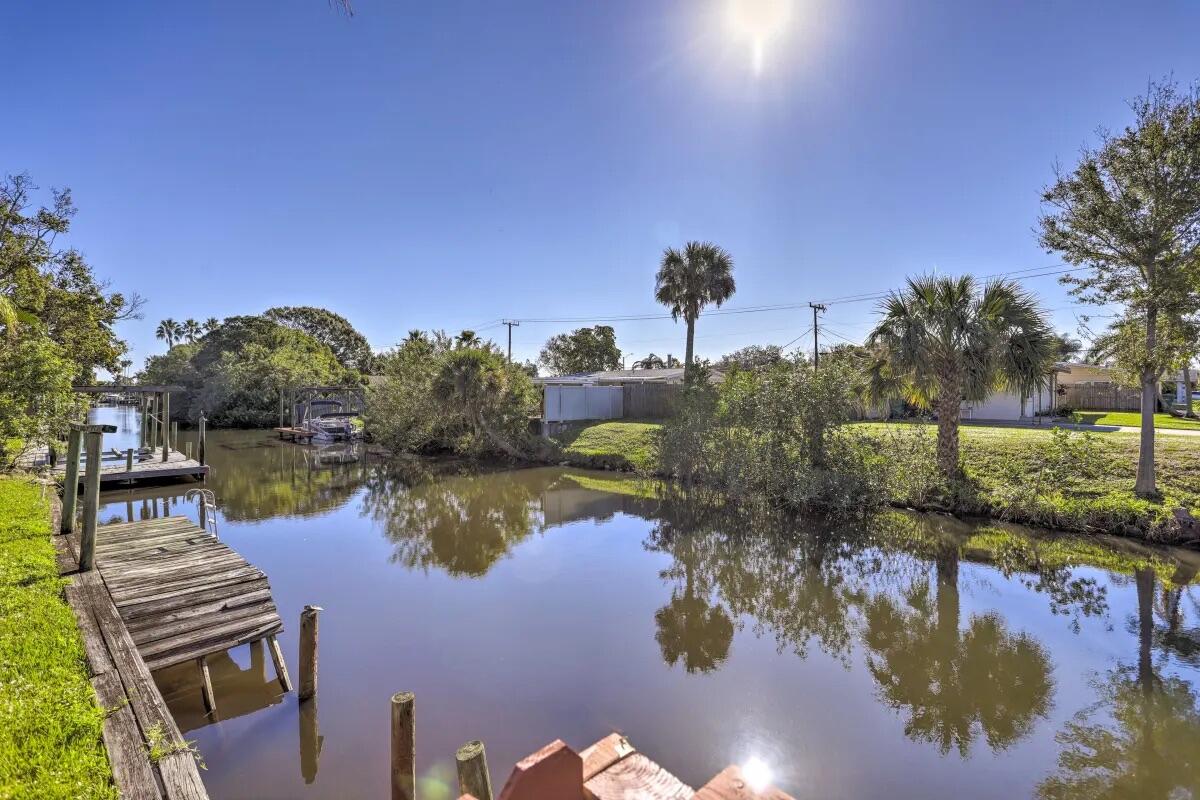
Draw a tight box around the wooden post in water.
[299,605,321,701]
[61,428,83,534]
[198,656,216,714]
[390,692,416,800]
[171,421,179,452]
[456,740,493,800]
[160,391,171,462]
[125,448,134,473]
[198,412,207,466]
[79,428,105,572]
[185,441,193,459]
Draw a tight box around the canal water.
[91,407,1200,799]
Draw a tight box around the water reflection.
[86,418,1200,797]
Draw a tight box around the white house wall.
[543,385,624,422]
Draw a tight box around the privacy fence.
[1059,382,1141,411]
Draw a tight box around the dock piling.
[161,391,171,462]
[198,412,207,466]
[126,448,135,473]
[171,421,179,452]
[198,656,216,713]
[390,692,416,800]
[61,428,83,534]
[456,740,493,800]
[298,605,321,701]
[79,429,104,571]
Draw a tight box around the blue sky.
[5,1,1199,370]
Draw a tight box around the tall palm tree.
[654,241,736,371]
[181,318,202,343]
[867,275,1054,479]
[155,318,181,349]
[202,317,220,333]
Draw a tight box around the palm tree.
[634,353,666,370]
[181,318,202,343]
[155,318,181,349]
[867,275,1054,479]
[1050,331,1083,362]
[455,330,483,349]
[654,241,736,371]
[202,317,220,333]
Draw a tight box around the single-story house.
[534,368,724,386]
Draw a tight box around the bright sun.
[725,0,793,75]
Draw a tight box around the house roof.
[535,368,724,385]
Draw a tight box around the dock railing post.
[79,429,104,571]
[126,448,134,473]
[161,391,171,462]
[456,740,493,800]
[171,421,179,452]
[299,605,321,701]
[61,428,83,534]
[390,692,416,800]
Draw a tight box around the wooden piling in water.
[199,656,216,713]
[171,421,179,452]
[185,441,193,459]
[79,429,104,571]
[198,412,207,466]
[61,428,82,534]
[456,740,493,800]
[390,692,416,800]
[161,391,171,462]
[126,447,135,473]
[298,605,321,701]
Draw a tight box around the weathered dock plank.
[54,447,208,485]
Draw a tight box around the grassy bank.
[0,477,113,799]
[553,419,1200,544]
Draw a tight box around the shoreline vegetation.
[546,418,1200,547]
[0,477,113,799]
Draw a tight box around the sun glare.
[726,0,793,75]
[741,756,774,792]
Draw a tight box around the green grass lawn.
[1067,410,1200,431]
[0,477,113,799]
[552,420,662,471]
[554,418,1200,541]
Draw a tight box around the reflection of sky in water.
[88,408,1200,800]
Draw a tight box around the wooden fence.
[621,383,681,420]
[1059,382,1141,411]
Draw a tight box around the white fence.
[543,385,624,423]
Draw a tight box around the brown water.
[91,407,1200,799]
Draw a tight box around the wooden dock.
[274,426,316,442]
[54,447,209,485]
[55,508,290,799]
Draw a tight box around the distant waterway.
[88,406,1200,799]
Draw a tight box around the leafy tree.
[202,317,221,333]
[654,241,736,371]
[181,318,202,343]
[0,337,79,468]
[714,344,784,372]
[156,318,180,349]
[537,325,622,375]
[368,331,539,459]
[454,329,483,349]
[867,275,1054,479]
[264,306,375,372]
[1039,81,1200,496]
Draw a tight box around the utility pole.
[502,320,519,363]
[808,303,826,368]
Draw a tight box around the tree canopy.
[264,306,375,372]
[537,325,622,375]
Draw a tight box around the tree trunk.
[684,315,696,370]
[936,372,962,480]
[1135,303,1158,497]
[1185,364,1194,417]
[935,550,960,641]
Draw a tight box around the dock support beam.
[61,428,82,534]
[198,656,216,714]
[299,605,321,701]
[267,634,293,692]
[79,428,105,571]
[391,692,416,800]
[456,740,493,800]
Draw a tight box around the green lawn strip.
[552,420,661,471]
[0,477,114,799]
[1068,410,1200,431]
